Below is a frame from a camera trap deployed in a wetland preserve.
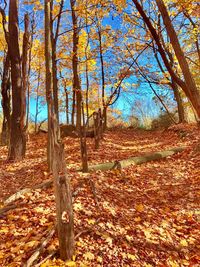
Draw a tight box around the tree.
[155,0,200,119]
[131,0,200,120]
[44,0,74,260]
[8,0,26,160]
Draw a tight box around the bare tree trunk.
[22,13,30,133]
[71,89,76,125]
[65,89,69,125]
[8,0,26,160]
[45,1,74,259]
[81,103,88,172]
[172,81,185,123]
[35,70,41,133]
[155,0,200,119]
[97,25,107,131]
[93,111,100,149]
[51,116,74,260]
[44,0,53,171]
[70,0,88,171]
[1,53,11,145]
[26,14,35,130]
[50,0,64,122]
[70,0,82,132]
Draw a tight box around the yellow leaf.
[87,219,95,225]
[0,227,9,233]
[66,260,76,267]
[144,229,152,239]
[180,239,188,247]
[97,256,103,263]
[73,202,82,211]
[127,253,136,261]
[135,203,144,212]
[83,252,95,261]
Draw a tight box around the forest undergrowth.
[0,124,199,266]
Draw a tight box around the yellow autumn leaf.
[0,227,9,234]
[144,229,152,239]
[168,259,179,267]
[87,219,95,225]
[180,239,188,247]
[127,253,136,261]
[135,203,144,212]
[83,252,95,261]
[73,202,83,211]
[66,260,76,267]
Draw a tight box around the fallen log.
[88,147,185,172]
[4,179,53,205]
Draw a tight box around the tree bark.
[35,69,41,133]
[8,0,26,160]
[45,0,74,260]
[44,0,53,171]
[97,25,107,130]
[51,117,74,260]
[70,0,82,132]
[172,80,185,123]
[22,13,30,133]
[1,53,11,145]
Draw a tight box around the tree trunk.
[51,116,74,260]
[80,103,88,172]
[8,0,26,160]
[35,70,41,133]
[1,53,11,145]
[65,89,69,125]
[44,0,53,171]
[98,25,107,131]
[103,106,107,131]
[155,0,200,119]
[71,89,76,125]
[70,0,82,132]
[45,0,74,260]
[172,80,185,123]
[25,15,35,130]
[93,112,100,149]
[22,13,30,133]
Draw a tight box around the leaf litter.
[0,124,200,266]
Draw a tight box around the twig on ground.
[25,226,56,267]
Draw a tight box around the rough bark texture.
[1,53,11,145]
[8,0,26,160]
[88,147,185,171]
[52,117,74,260]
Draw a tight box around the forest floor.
[0,124,200,267]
